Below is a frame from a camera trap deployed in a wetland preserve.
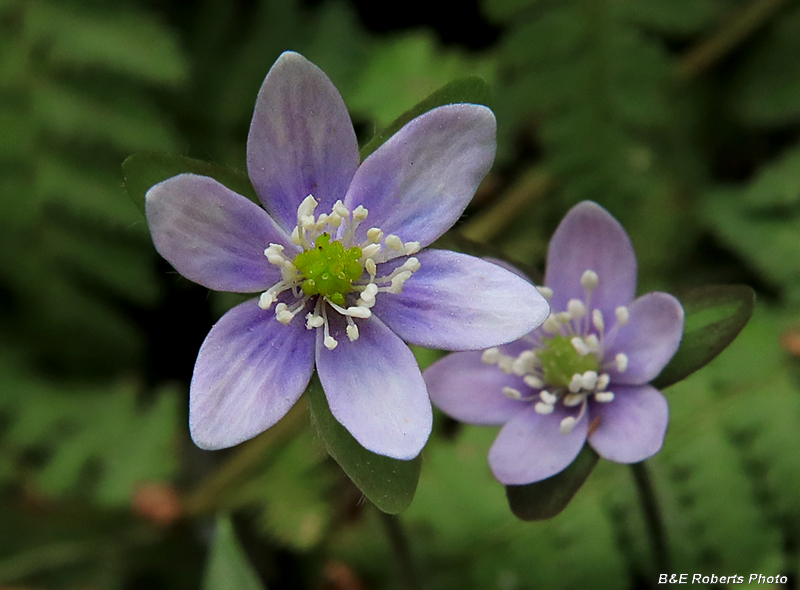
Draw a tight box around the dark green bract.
[293,234,363,307]
[538,335,599,387]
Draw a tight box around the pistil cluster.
[258,195,422,350]
[481,270,631,435]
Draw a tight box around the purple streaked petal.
[146,174,292,292]
[545,201,637,318]
[424,351,531,426]
[315,313,432,460]
[604,292,684,385]
[587,384,668,463]
[489,404,588,485]
[189,299,316,450]
[247,51,359,232]
[372,250,549,350]
[343,105,496,255]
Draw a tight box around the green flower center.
[293,233,363,307]
[537,335,600,388]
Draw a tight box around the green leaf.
[359,75,491,161]
[651,285,755,390]
[505,445,599,521]
[122,153,258,215]
[203,516,267,590]
[305,376,421,514]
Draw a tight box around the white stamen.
[563,393,584,407]
[556,311,572,324]
[353,205,368,221]
[297,195,318,219]
[511,358,529,376]
[361,243,382,259]
[581,270,599,291]
[536,286,554,300]
[524,375,544,389]
[346,306,371,319]
[567,299,586,319]
[328,211,342,227]
[615,353,629,373]
[403,241,421,255]
[259,291,276,309]
[543,315,561,334]
[596,373,610,391]
[535,402,555,415]
[365,259,377,276]
[615,306,630,326]
[539,390,557,405]
[305,313,325,329]
[592,309,604,332]
[385,234,403,250]
[346,323,359,341]
[482,347,501,364]
[585,334,599,349]
[367,228,383,243]
[333,200,349,218]
[582,370,598,391]
[275,303,295,325]
[560,416,577,434]
[503,386,523,400]
[324,335,338,350]
[402,257,421,272]
[359,283,379,305]
[290,226,302,245]
[571,337,591,356]
[498,356,514,374]
[568,373,583,393]
[595,391,615,403]
[387,271,412,293]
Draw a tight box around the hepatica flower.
[424,202,684,483]
[146,52,548,460]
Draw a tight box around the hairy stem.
[631,461,671,573]
[378,510,422,590]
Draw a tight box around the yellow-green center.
[538,335,600,387]
[293,233,363,307]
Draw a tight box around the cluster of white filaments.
[481,269,631,435]
[257,195,421,350]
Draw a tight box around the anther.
[275,303,295,325]
[559,416,577,434]
[615,353,628,373]
[595,391,615,403]
[543,315,561,334]
[567,299,586,319]
[481,348,501,364]
[615,306,630,326]
[346,323,359,341]
[585,334,599,349]
[498,356,514,374]
[596,373,610,391]
[259,291,275,310]
[359,283,378,305]
[539,390,557,405]
[305,313,324,329]
[385,234,403,250]
[403,241,421,255]
[402,257,421,272]
[556,312,572,324]
[367,228,383,243]
[571,337,591,356]
[524,375,544,389]
[365,259,377,276]
[361,243,381,259]
[535,402,555,415]
[353,205,368,221]
[324,335,338,350]
[333,200,349,218]
[536,286,554,300]
[582,370,598,391]
[502,386,523,400]
[568,373,583,393]
[592,309,604,332]
[563,393,584,407]
[581,270,599,291]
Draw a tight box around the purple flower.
[145,52,549,460]
[424,201,684,483]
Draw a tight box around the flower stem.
[676,0,788,81]
[377,509,422,590]
[183,398,308,515]
[630,461,671,573]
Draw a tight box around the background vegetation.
[1,0,799,588]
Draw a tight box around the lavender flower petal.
[587,384,668,463]
[424,351,530,426]
[343,105,496,255]
[247,51,359,232]
[146,174,292,292]
[315,313,432,460]
[605,292,684,385]
[545,201,637,318]
[372,250,549,350]
[190,299,316,450]
[489,404,588,485]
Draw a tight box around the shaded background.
[2,0,800,588]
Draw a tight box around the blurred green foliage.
[2,0,800,588]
